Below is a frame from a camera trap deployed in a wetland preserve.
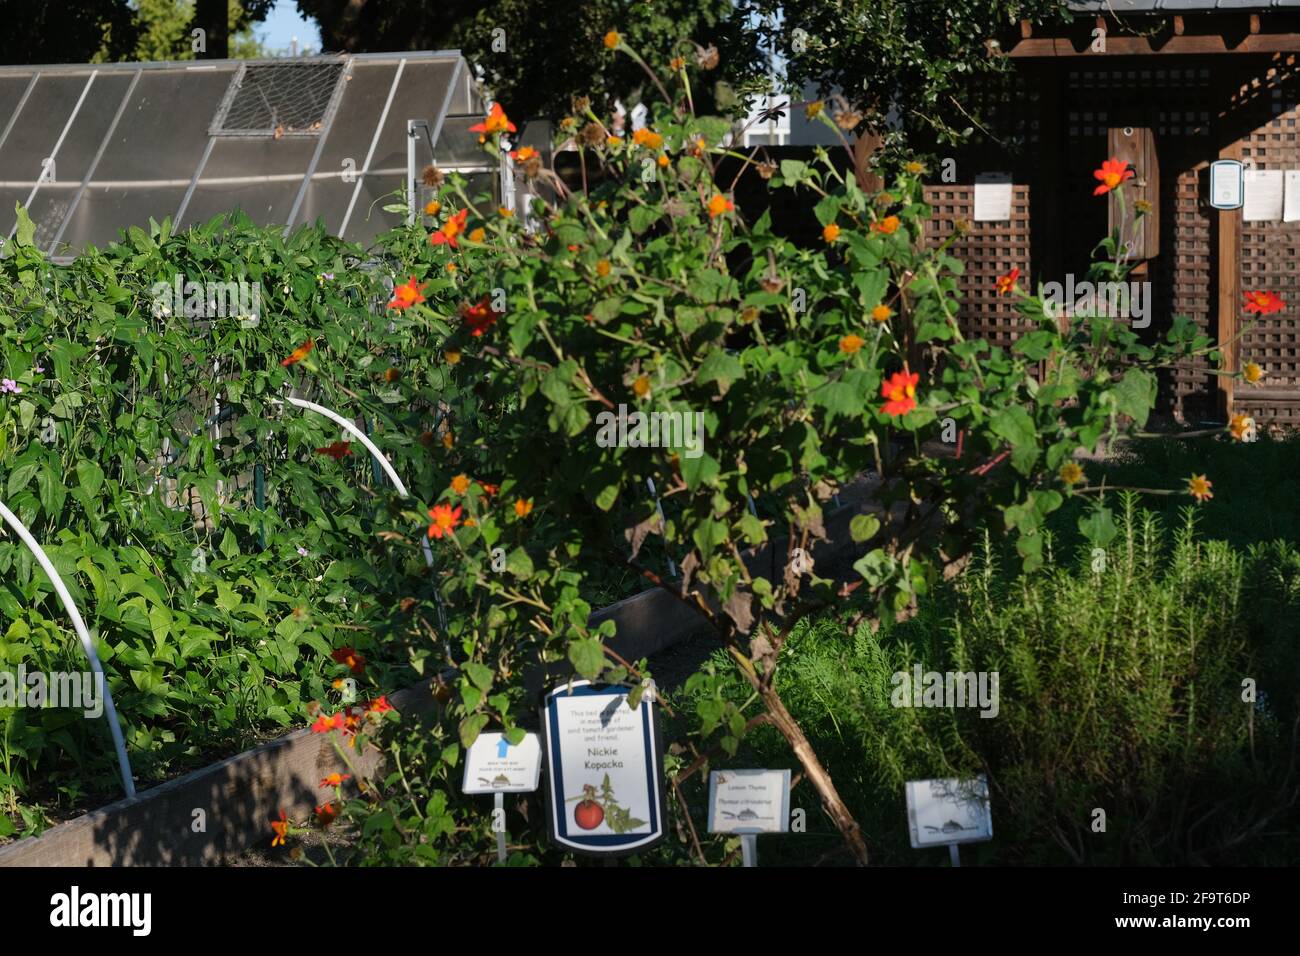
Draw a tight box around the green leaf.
[459,713,490,749]
[568,638,605,680]
[505,547,533,579]
[850,514,881,543]
[1078,504,1118,548]
[463,661,494,692]
[75,460,105,500]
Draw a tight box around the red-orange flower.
[428,503,463,539]
[271,810,290,847]
[331,646,366,675]
[706,193,734,218]
[316,441,353,460]
[1244,290,1286,315]
[314,803,339,827]
[995,268,1020,295]
[460,297,502,336]
[281,339,315,367]
[468,103,517,136]
[1092,157,1134,196]
[871,215,901,235]
[430,208,469,248]
[510,145,538,162]
[388,275,428,311]
[320,773,351,789]
[366,695,395,715]
[880,368,920,417]
[311,712,346,734]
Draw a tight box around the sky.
[255,1,323,54]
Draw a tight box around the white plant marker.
[0,500,135,798]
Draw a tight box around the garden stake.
[494,792,507,863]
[0,500,136,798]
[647,478,676,578]
[949,844,961,867]
[741,833,758,867]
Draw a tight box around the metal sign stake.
[494,791,507,863]
[741,833,758,868]
[948,843,961,867]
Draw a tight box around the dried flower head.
[756,161,777,180]
[580,122,605,147]
[422,165,444,188]
[572,94,591,114]
[696,44,719,70]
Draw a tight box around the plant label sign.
[1210,159,1244,210]
[461,731,542,795]
[905,775,993,849]
[707,769,790,834]
[541,680,666,856]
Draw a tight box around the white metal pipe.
[0,500,136,798]
[282,396,410,497]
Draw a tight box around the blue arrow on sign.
[496,737,511,758]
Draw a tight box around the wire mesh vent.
[210,61,345,137]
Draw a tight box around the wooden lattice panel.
[1235,76,1300,426]
[923,185,1034,352]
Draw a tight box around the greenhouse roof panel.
[0,51,492,257]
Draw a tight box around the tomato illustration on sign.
[574,784,605,830]
[567,775,646,834]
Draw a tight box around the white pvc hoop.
[0,500,136,798]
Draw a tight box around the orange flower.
[1229,413,1254,441]
[995,268,1020,296]
[331,646,366,674]
[430,208,469,248]
[468,103,517,136]
[606,135,623,148]
[632,374,651,398]
[480,482,500,496]
[632,128,663,150]
[871,304,893,323]
[450,474,471,494]
[1187,473,1213,503]
[366,695,395,715]
[1092,157,1134,196]
[271,810,290,847]
[281,339,315,367]
[839,334,865,355]
[823,223,840,243]
[1243,361,1264,384]
[445,349,462,365]
[604,30,621,49]
[316,441,353,460]
[383,367,400,382]
[320,773,351,788]
[498,206,513,218]
[510,145,538,162]
[880,368,920,417]
[315,803,339,827]
[596,259,611,277]
[460,296,502,336]
[1244,290,1286,315]
[468,227,486,243]
[669,56,686,71]
[872,215,901,235]
[389,275,428,312]
[656,154,670,168]
[706,193,734,218]
[514,498,533,518]
[424,199,441,216]
[443,430,454,450]
[311,712,346,734]
[428,503,463,539]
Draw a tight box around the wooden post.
[1214,143,1243,420]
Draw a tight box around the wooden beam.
[1008,33,1300,57]
[1250,14,1261,35]
[1214,143,1242,422]
[1173,15,1185,37]
[1020,19,1032,39]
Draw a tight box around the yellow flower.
[445,349,461,365]
[822,223,840,243]
[607,135,623,148]
[1187,473,1213,503]
[632,128,663,150]
[1134,199,1153,215]
[871,304,893,323]
[596,259,611,277]
[424,200,441,215]
[633,374,651,398]
[1243,361,1264,384]
[1058,462,1084,486]
[514,498,534,518]
[498,206,513,218]
[468,227,486,243]
[446,262,458,273]
[739,307,758,324]
[904,161,925,175]
[872,215,901,235]
[839,334,865,355]
[805,100,823,119]
[450,474,470,494]
[604,30,621,50]
[1228,413,1254,441]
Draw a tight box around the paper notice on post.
[1284,171,1300,223]
[973,173,1013,222]
[1243,169,1284,222]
